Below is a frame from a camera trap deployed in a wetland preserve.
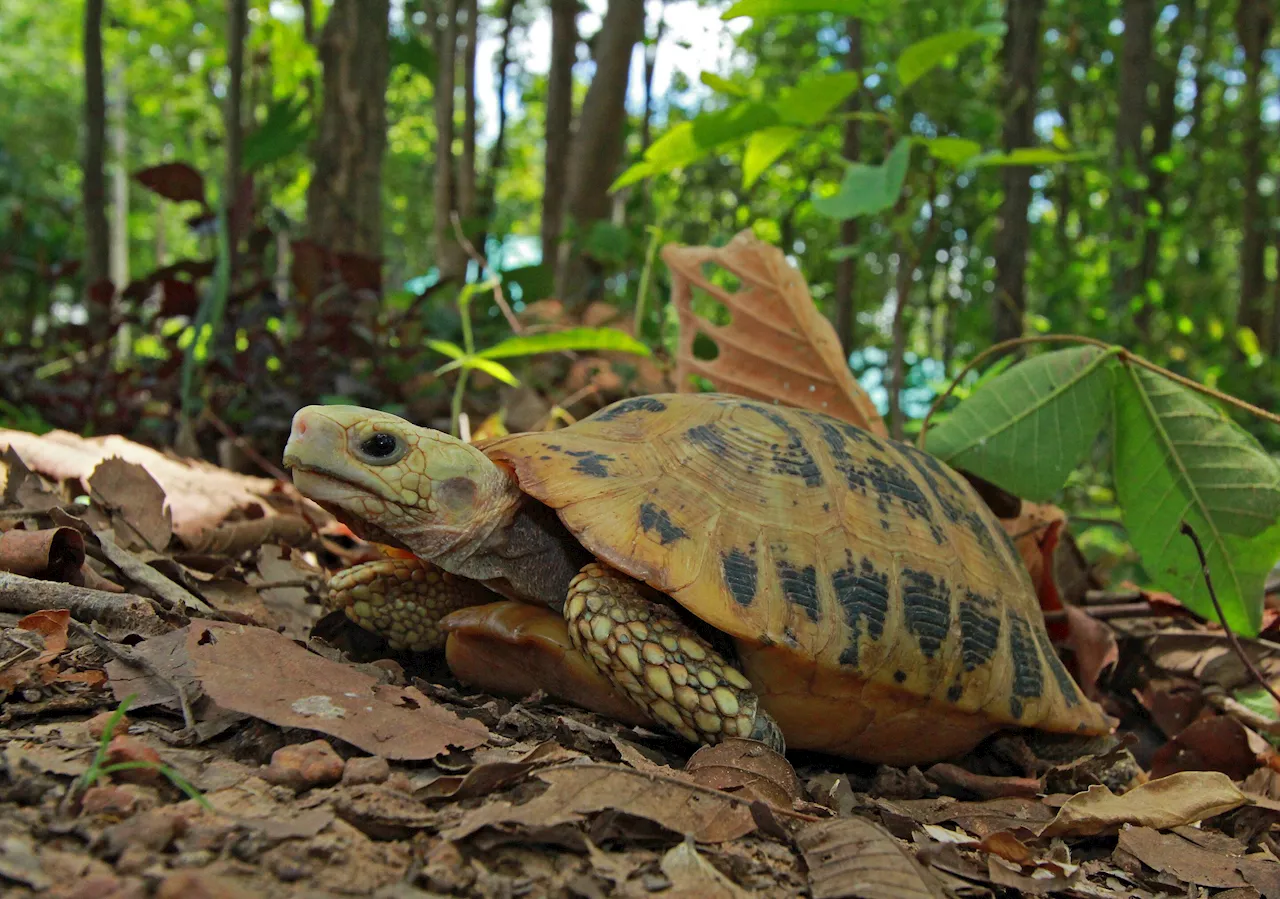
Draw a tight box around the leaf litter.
[3,237,1280,896]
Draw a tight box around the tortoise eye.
[357,432,403,464]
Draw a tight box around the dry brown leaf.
[186,619,489,759]
[797,816,946,899]
[420,741,581,800]
[1040,770,1248,837]
[1115,826,1269,889]
[88,458,173,551]
[0,527,85,581]
[662,230,886,436]
[1063,604,1119,700]
[182,515,314,556]
[657,841,750,898]
[0,609,73,691]
[443,762,759,844]
[684,739,802,809]
[1149,714,1266,780]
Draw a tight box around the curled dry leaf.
[797,816,947,899]
[658,840,750,899]
[88,457,173,552]
[1040,770,1248,837]
[185,619,489,760]
[684,738,803,809]
[182,515,315,556]
[0,527,85,581]
[662,230,886,436]
[443,762,759,844]
[420,741,582,800]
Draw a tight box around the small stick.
[201,406,294,483]
[450,211,522,335]
[1181,521,1280,710]
[1043,602,1154,622]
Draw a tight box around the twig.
[1181,520,1280,710]
[1202,684,1280,736]
[200,406,293,483]
[1043,602,1154,622]
[0,572,167,636]
[450,210,522,334]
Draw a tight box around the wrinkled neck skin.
[416,476,590,611]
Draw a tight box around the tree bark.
[833,18,863,355]
[225,0,248,279]
[541,0,578,264]
[458,0,479,230]
[554,0,645,304]
[109,64,129,291]
[432,0,467,282]
[1235,0,1274,349]
[478,0,519,245]
[82,0,110,292]
[992,0,1045,346]
[1112,0,1154,315]
[305,0,390,259]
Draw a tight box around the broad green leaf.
[1113,365,1280,635]
[920,136,982,167]
[922,346,1118,501]
[242,96,312,170]
[973,148,1098,166]
[811,137,911,220]
[391,32,437,81]
[611,123,699,190]
[478,327,651,360]
[723,0,887,21]
[700,72,748,97]
[773,72,860,126]
[743,126,802,187]
[464,357,520,387]
[691,102,780,149]
[897,23,1005,89]
[426,339,466,360]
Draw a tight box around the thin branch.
[450,210,522,334]
[1181,520,1280,710]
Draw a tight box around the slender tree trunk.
[478,0,519,248]
[431,0,467,282]
[301,0,315,43]
[109,64,129,291]
[1235,0,1274,349]
[554,0,645,304]
[992,0,1045,346]
[458,0,479,231]
[305,0,391,260]
[833,17,863,355]
[1112,0,1154,317]
[225,0,248,280]
[541,0,578,264]
[82,0,110,295]
[1054,25,1079,256]
[640,4,666,155]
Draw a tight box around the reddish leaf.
[158,278,200,317]
[134,162,207,205]
[85,278,115,307]
[1150,715,1265,781]
[1063,604,1118,699]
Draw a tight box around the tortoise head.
[283,406,520,566]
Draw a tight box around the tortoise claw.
[748,708,786,755]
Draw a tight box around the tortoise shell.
[481,392,1108,763]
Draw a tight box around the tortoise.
[282,392,1109,765]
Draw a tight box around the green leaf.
[426,339,466,360]
[972,148,1099,166]
[921,346,1118,501]
[1113,365,1280,636]
[896,23,1005,89]
[773,72,860,126]
[743,126,802,187]
[811,137,912,220]
[691,102,780,149]
[464,357,520,387]
[700,72,748,97]
[391,31,437,81]
[920,136,982,167]
[478,327,651,360]
[241,96,312,170]
[611,123,699,191]
[723,0,887,21]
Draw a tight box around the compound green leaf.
[478,327,650,360]
[811,137,911,220]
[921,346,1117,501]
[897,23,1005,89]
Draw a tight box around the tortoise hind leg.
[564,562,785,753]
[327,556,491,651]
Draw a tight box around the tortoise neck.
[468,499,593,610]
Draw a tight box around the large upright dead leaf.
[662,231,887,436]
[797,816,946,899]
[1040,771,1248,837]
[89,458,173,551]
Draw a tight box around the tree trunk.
[1235,0,1274,349]
[305,0,390,260]
[992,0,1045,346]
[541,0,578,264]
[109,64,129,291]
[1112,0,1154,316]
[833,17,863,355]
[478,0,519,250]
[432,0,467,282]
[458,0,479,231]
[225,0,248,281]
[82,0,110,294]
[553,0,645,304]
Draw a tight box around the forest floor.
[4,424,1280,899]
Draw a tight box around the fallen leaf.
[1137,677,1205,738]
[0,609,73,690]
[444,762,759,844]
[1149,714,1266,780]
[684,739,802,809]
[0,527,85,581]
[1064,604,1119,699]
[1040,770,1248,837]
[985,855,1079,894]
[1115,826,1264,889]
[797,816,947,899]
[662,230,886,436]
[997,501,1066,633]
[657,840,750,898]
[185,619,489,759]
[420,741,581,800]
[88,458,173,552]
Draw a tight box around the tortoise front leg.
[563,562,785,753]
[327,556,491,651]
